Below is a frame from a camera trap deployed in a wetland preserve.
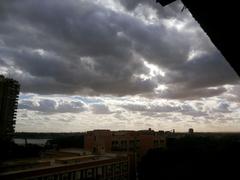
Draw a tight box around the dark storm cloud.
[0,0,157,96]
[0,0,239,99]
[119,0,185,20]
[163,52,238,87]
[157,51,239,99]
[160,86,227,100]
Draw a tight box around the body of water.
[14,138,50,146]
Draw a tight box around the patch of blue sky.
[19,93,35,100]
[73,96,104,104]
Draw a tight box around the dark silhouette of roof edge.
[156,0,239,77]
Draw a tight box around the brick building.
[84,129,166,159]
[84,130,113,154]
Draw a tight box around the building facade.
[84,130,113,154]
[84,129,166,159]
[0,75,20,142]
[0,153,130,180]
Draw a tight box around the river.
[14,138,50,146]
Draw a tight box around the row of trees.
[137,135,240,180]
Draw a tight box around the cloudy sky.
[0,0,239,132]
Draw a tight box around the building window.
[106,165,113,176]
[122,162,128,172]
[61,173,69,180]
[75,171,81,180]
[86,169,93,178]
[114,163,121,174]
[44,175,54,180]
[97,167,103,176]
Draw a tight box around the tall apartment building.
[0,75,20,142]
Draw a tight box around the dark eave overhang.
[156,0,239,76]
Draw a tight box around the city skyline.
[0,0,239,132]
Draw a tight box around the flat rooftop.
[0,150,128,177]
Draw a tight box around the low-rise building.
[84,129,166,160]
[0,150,130,180]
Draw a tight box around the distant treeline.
[14,132,86,139]
[46,135,84,149]
[0,141,44,161]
